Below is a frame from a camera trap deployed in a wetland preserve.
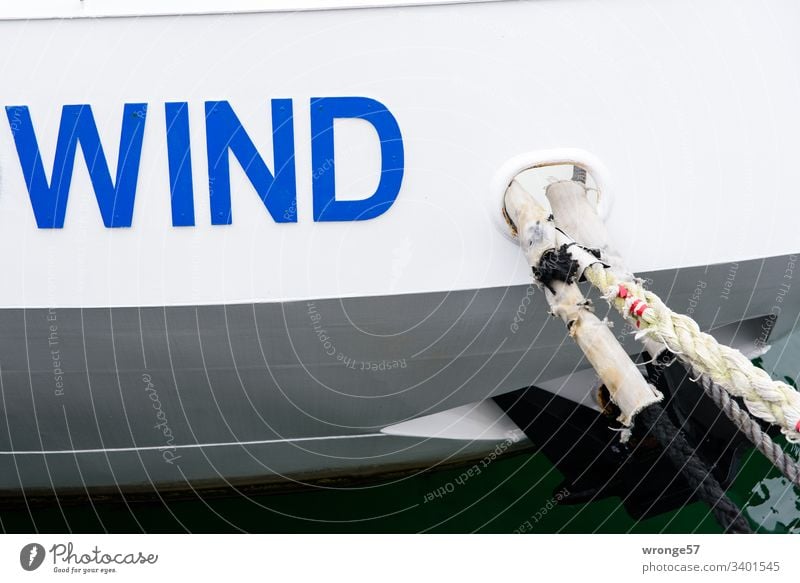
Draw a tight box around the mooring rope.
[697,373,800,487]
[525,241,753,533]
[647,347,800,488]
[503,173,799,533]
[582,267,800,444]
[634,404,752,533]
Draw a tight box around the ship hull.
[0,0,799,495]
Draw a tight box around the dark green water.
[2,339,798,534]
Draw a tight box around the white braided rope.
[584,265,800,443]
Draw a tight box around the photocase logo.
[19,543,46,571]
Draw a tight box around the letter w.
[5,104,147,228]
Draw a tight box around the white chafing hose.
[502,179,662,432]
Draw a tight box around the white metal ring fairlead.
[490,148,612,244]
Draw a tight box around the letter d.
[311,97,404,221]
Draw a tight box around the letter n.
[204,100,296,224]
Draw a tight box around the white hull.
[0,0,798,308]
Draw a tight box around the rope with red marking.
[583,265,800,443]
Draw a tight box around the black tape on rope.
[533,244,581,293]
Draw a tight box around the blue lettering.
[311,97,403,222]
[5,97,404,229]
[165,102,195,227]
[5,103,147,228]
[204,100,296,225]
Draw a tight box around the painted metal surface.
[0,0,798,308]
[0,255,796,492]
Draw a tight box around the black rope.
[635,405,752,533]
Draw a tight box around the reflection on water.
[745,328,800,533]
[746,477,800,533]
